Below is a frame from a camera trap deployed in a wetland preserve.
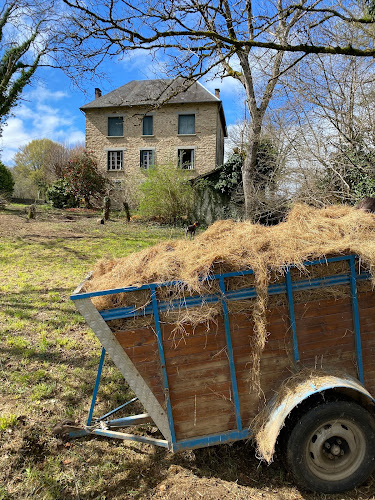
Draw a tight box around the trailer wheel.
[286,401,375,493]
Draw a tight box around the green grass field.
[0,204,373,499]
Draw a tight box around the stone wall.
[84,102,224,207]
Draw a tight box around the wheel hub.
[306,419,366,481]
[330,444,341,456]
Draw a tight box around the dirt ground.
[0,208,98,238]
[2,205,375,499]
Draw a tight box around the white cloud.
[66,130,85,145]
[30,86,68,104]
[0,118,31,164]
[203,75,244,99]
[0,83,84,166]
[118,49,165,79]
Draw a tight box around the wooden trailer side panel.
[113,309,294,440]
[115,327,165,406]
[162,320,236,439]
[111,285,375,443]
[294,296,358,377]
[230,309,293,427]
[358,290,375,395]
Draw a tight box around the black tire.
[285,401,375,493]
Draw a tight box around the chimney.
[215,88,220,99]
[95,88,102,99]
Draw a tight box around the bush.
[0,161,14,198]
[320,143,375,204]
[46,179,79,209]
[214,153,243,195]
[138,163,194,223]
[63,151,107,208]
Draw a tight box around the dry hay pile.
[85,203,375,311]
[83,204,375,390]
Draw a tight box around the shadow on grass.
[1,288,81,323]
[25,238,95,261]
[24,233,94,240]
[79,437,374,500]
[1,345,94,367]
[0,341,133,404]
[1,206,27,216]
[2,286,74,299]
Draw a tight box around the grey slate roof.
[81,78,220,109]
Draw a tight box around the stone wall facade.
[84,101,225,207]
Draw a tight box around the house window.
[178,148,194,170]
[107,151,123,170]
[108,116,123,136]
[142,116,153,136]
[140,150,154,169]
[178,114,195,135]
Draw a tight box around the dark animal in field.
[185,222,199,239]
[355,197,375,213]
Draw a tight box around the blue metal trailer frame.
[70,254,371,451]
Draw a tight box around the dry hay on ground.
[83,203,375,392]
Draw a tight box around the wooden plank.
[294,297,352,318]
[300,356,357,374]
[298,339,355,354]
[295,315,354,334]
[114,328,157,347]
[359,291,375,392]
[167,358,230,378]
[359,328,375,337]
[175,416,236,439]
[161,319,223,341]
[169,376,232,396]
[358,291,375,309]
[170,384,233,403]
[165,359,291,401]
[171,395,235,422]
[295,321,354,338]
[361,352,375,364]
[120,342,159,358]
[120,350,159,364]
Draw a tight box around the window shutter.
[143,116,153,135]
[178,114,195,134]
[108,117,123,136]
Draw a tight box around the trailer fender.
[254,373,374,463]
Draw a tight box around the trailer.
[69,253,375,493]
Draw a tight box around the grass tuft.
[0,414,17,431]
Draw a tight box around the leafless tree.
[61,0,375,218]
[277,48,375,205]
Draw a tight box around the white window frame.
[140,149,155,169]
[177,147,195,170]
[107,149,124,171]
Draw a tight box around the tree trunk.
[123,201,131,222]
[242,122,262,220]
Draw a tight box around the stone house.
[80,78,227,207]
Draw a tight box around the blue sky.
[0,52,245,166]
